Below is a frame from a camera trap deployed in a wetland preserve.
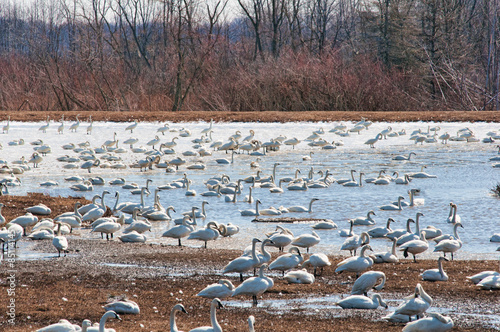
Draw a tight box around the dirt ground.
[1,110,500,123]
[0,195,499,332]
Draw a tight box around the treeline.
[0,0,498,112]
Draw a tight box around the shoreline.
[1,110,500,123]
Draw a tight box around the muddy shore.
[0,195,499,332]
[1,110,500,123]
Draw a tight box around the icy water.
[1,120,499,259]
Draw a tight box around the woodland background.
[0,0,499,113]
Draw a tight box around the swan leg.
[413,254,417,263]
[252,295,258,306]
[178,239,182,246]
[240,273,244,282]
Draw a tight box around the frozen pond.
[1,119,499,259]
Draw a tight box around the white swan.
[267,225,294,251]
[187,221,220,248]
[169,303,187,332]
[52,222,69,257]
[466,257,500,284]
[339,219,356,237]
[395,283,433,321]
[370,238,399,264]
[379,196,404,211]
[118,231,147,243]
[36,319,81,331]
[197,279,235,299]
[11,212,38,235]
[477,274,500,290]
[232,264,273,305]
[341,231,370,256]
[393,152,416,161]
[38,116,50,133]
[291,231,320,253]
[364,133,383,148]
[82,191,110,223]
[336,293,388,309]
[397,214,424,245]
[125,120,138,133]
[25,203,52,215]
[399,230,429,262]
[69,114,80,132]
[269,246,303,275]
[312,219,337,230]
[343,172,364,187]
[28,227,55,240]
[409,165,437,178]
[288,198,319,213]
[2,115,10,134]
[91,215,124,240]
[351,271,386,296]
[188,298,223,332]
[421,256,449,281]
[223,238,262,281]
[104,298,140,314]
[81,159,100,173]
[335,244,374,277]
[368,218,395,238]
[433,223,464,260]
[446,202,461,223]
[183,200,209,219]
[218,223,239,237]
[402,312,454,332]
[386,218,415,240]
[353,210,376,226]
[82,310,121,332]
[301,253,331,276]
[240,199,261,216]
[115,189,146,214]
[284,269,315,284]
[491,234,500,242]
[162,215,196,246]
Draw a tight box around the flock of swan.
[0,116,499,331]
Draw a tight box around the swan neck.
[99,312,113,332]
[453,224,461,240]
[210,302,222,332]
[170,308,179,332]
[415,215,420,234]
[391,239,397,255]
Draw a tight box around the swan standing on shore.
[291,231,320,253]
[301,253,331,276]
[399,230,429,262]
[341,231,370,256]
[52,221,69,257]
[232,264,273,305]
[223,238,262,281]
[162,215,196,246]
